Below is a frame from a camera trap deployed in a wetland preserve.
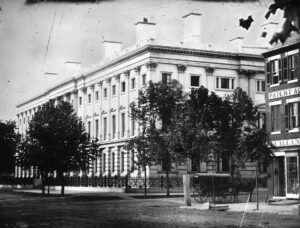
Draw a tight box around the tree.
[238,126,274,209]
[170,86,224,172]
[0,121,20,175]
[128,80,185,196]
[17,100,100,196]
[215,87,258,179]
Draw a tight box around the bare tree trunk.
[144,165,147,198]
[166,170,170,196]
[60,173,65,196]
[41,173,45,195]
[256,162,259,210]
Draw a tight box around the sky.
[0,0,282,121]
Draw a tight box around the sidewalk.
[11,188,300,215]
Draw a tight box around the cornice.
[17,44,264,109]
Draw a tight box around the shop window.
[271,105,281,132]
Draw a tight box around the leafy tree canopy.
[0,120,20,175]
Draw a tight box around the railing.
[0,176,33,185]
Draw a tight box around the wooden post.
[183,174,191,206]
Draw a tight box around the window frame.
[190,75,200,87]
[215,76,235,90]
[271,105,281,132]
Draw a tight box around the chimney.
[102,41,122,59]
[182,13,202,44]
[229,37,244,52]
[135,20,156,44]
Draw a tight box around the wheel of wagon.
[193,186,208,203]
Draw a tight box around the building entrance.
[286,154,299,199]
[274,156,285,197]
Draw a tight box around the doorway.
[274,156,285,196]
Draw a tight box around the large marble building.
[15,13,266,179]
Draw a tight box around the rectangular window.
[271,105,280,132]
[216,77,235,90]
[112,152,115,172]
[162,73,171,84]
[191,75,200,87]
[266,61,271,84]
[121,82,126,92]
[103,117,107,140]
[112,115,116,139]
[285,102,300,130]
[283,57,288,81]
[131,119,135,136]
[103,88,107,98]
[142,74,146,86]
[288,55,295,81]
[131,78,135,89]
[256,80,266,92]
[79,97,82,105]
[271,59,279,84]
[95,119,99,138]
[87,121,91,136]
[95,91,99,101]
[88,94,91,103]
[120,151,125,172]
[102,153,106,173]
[121,113,125,137]
[112,85,116,96]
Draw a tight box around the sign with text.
[268,87,300,100]
[271,138,300,147]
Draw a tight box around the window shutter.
[285,104,289,131]
[278,58,282,82]
[266,61,271,84]
[295,53,299,81]
[283,57,288,81]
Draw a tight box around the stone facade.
[15,13,266,179]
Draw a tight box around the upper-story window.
[271,105,281,132]
[131,78,135,89]
[191,75,200,87]
[103,88,108,98]
[266,51,299,85]
[112,85,116,96]
[142,74,147,86]
[285,102,300,131]
[87,121,91,136]
[216,77,235,90]
[162,73,171,84]
[88,94,91,103]
[79,97,82,105]
[256,80,266,92]
[95,91,99,101]
[121,82,126,92]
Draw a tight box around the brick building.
[264,28,300,198]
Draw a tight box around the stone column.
[97,81,103,141]
[71,90,78,114]
[80,87,87,124]
[106,78,112,140]
[115,74,120,139]
[177,64,187,86]
[124,70,130,138]
[89,84,95,139]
